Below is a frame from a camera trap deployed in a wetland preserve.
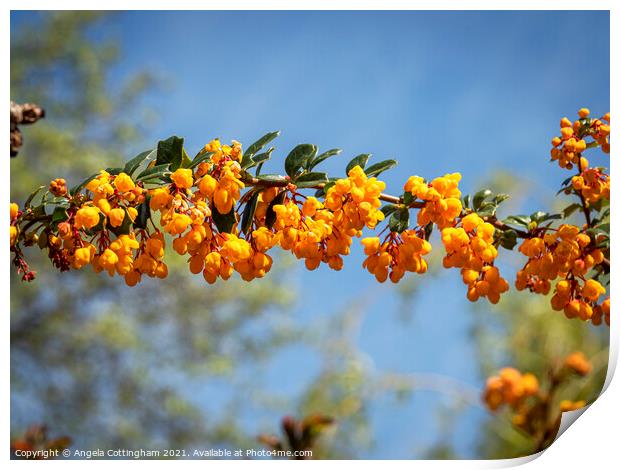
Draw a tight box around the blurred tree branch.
[10,100,45,157]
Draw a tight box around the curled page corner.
[555,405,590,440]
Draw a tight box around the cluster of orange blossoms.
[483,352,592,432]
[442,213,509,304]
[571,166,610,206]
[483,367,540,412]
[361,231,431,283]
[550,108,610,170]
[404,173,462,229]
[516,226,608,323]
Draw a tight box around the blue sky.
[11,10,610,458]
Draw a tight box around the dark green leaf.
[315,181,336,198]
[381,204,400,217]
[424,222,433,240]
[530,211,562,223]
[136,164,171,181]
[389,207,409,233]
[243,131,280,163]
[296,172,328,183]
[51,206,69,226]
[105,167,124,175]
[133,199,151,230]
[493,194,510,205]
[241,192,259,235]
[243,147,274,170]
[477,202,497,217]
[462,194,471,209]
[473,189,493,210]
[499,229,518,250]
[211,206,237,233]
[563,203,582,218]
[179,148,192,169]
[109,208,133,236]
[255,174,287,184]
[310,148,341,169]
[70,173,100,195]
[503,215,531,227]
[124,149,155,176]
[189,151,214,169]
[156,136,184,169]
[364,159,397,178]
[285,144,317,177]
[24,186,46,208]
[345,154,371,174]
[265,191,287,229]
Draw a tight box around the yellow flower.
[108,208,126,227]
[171,168,194,189]
[10,203,19,221]
[114,172,135,192]
[75,206,100,229]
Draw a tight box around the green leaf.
[105,167,124,175]
[315,180,336,198]
[364,159,397,178]
[255,174,287,184]
[241,192,259,235]
[24,186,46,208]
[381,204,400,217]
[136,164,171,182]
[285,144,317,177]
[265,191,287,229]
[156,136,184,169]
[402,192,415,206]
[462,194,471,209]
[499,229,518,250]
[109,208,134,236]
[389,207,409,233]
[477,202,497,217]
[189,151,214,169]
[179,148,192,169]
[345,154,371,174]
[530,211,562,223]
[211,205,237,233]
[243,131,281,164]
[51,206,69,227]
[424,222,433,240]
[243,147,274,170]
[295,172,328,183]
[503,215,531,227]
[252,148,274,165]
[562,203,582,218]
[70,173,100,195]
[310,148,341,169]
[493,193,510,205]
[124,149,155,176]
[473,189,493,210]
[594,222,610,233]
[133,199,151,230]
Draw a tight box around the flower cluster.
[441,213,509,304]
[564,351,592,376]
[404,173,462,229]
[361,230,432,283]
[571,166,610,206]
[483,367,539,412]
[516,225,607,322]
[483,352,592,441]
[550,108,610,170]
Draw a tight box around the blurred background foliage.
[10,11,608,459]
